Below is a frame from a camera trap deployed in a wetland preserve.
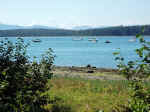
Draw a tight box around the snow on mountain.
[0,24,58,30]
[0,24,22,30]
[0,24,108,30]
[71,25,109,30]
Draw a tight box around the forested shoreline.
[0,25,150,37]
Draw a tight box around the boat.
[91,39,98,43]
[72,37,83,41]
[128,37,136,42]
[105,40,111,43]
[88,37,98,42]
[32,39,42,42]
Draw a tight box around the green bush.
[113,31,150,112]
[127,80,150,112]
[114,32,150,80]
[0,38,54,112]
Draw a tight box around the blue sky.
[0,0,150,28]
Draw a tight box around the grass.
[44,70,150,112]
[45,76,130,112]
[91,72,125,80]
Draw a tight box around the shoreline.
[53,65,118,73]
[52,65,126,80]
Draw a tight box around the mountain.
[0,24,58,30]
[23,25,58,29]
[72,25,109,30]
[0,25,150,37]
[0,23,109,30]
[0,24,22,30]
[72,25,93,30]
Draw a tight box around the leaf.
[113,52,120,56]
[146,42,150,45]
[142,27,145,33]
[115,57,120,60]
[136,34,141,38]
[2,71,6,76]
[121,57,124,61]
[128,61,135,65]
[139,37,145,43]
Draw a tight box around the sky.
[0,0,150,28]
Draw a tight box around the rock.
[87,70,94,73]
[86,64,91,68]
[92,66,96,69]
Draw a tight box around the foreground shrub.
[127,80,150,112]
[114,30,150,112]
[114,32,150,80]
[0,38,54,112]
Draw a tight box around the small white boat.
[72,37,83,41]
[91,39,98,43]
[32,39,42,42]
[88,37,98,42]
[128,37,136,42]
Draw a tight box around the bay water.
[1,36,150,68]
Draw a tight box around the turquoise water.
[1,36,150,68]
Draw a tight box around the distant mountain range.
[72,25,108,30]
[0,24,107,30]
[0,24,150,37]
[0,24,22,30]
[0,24,58,30]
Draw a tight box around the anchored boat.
[105,40,111,43]
[32,39,42,42]
[88,37,98,43]
[72,37,83,41]
[128,37,136,42]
